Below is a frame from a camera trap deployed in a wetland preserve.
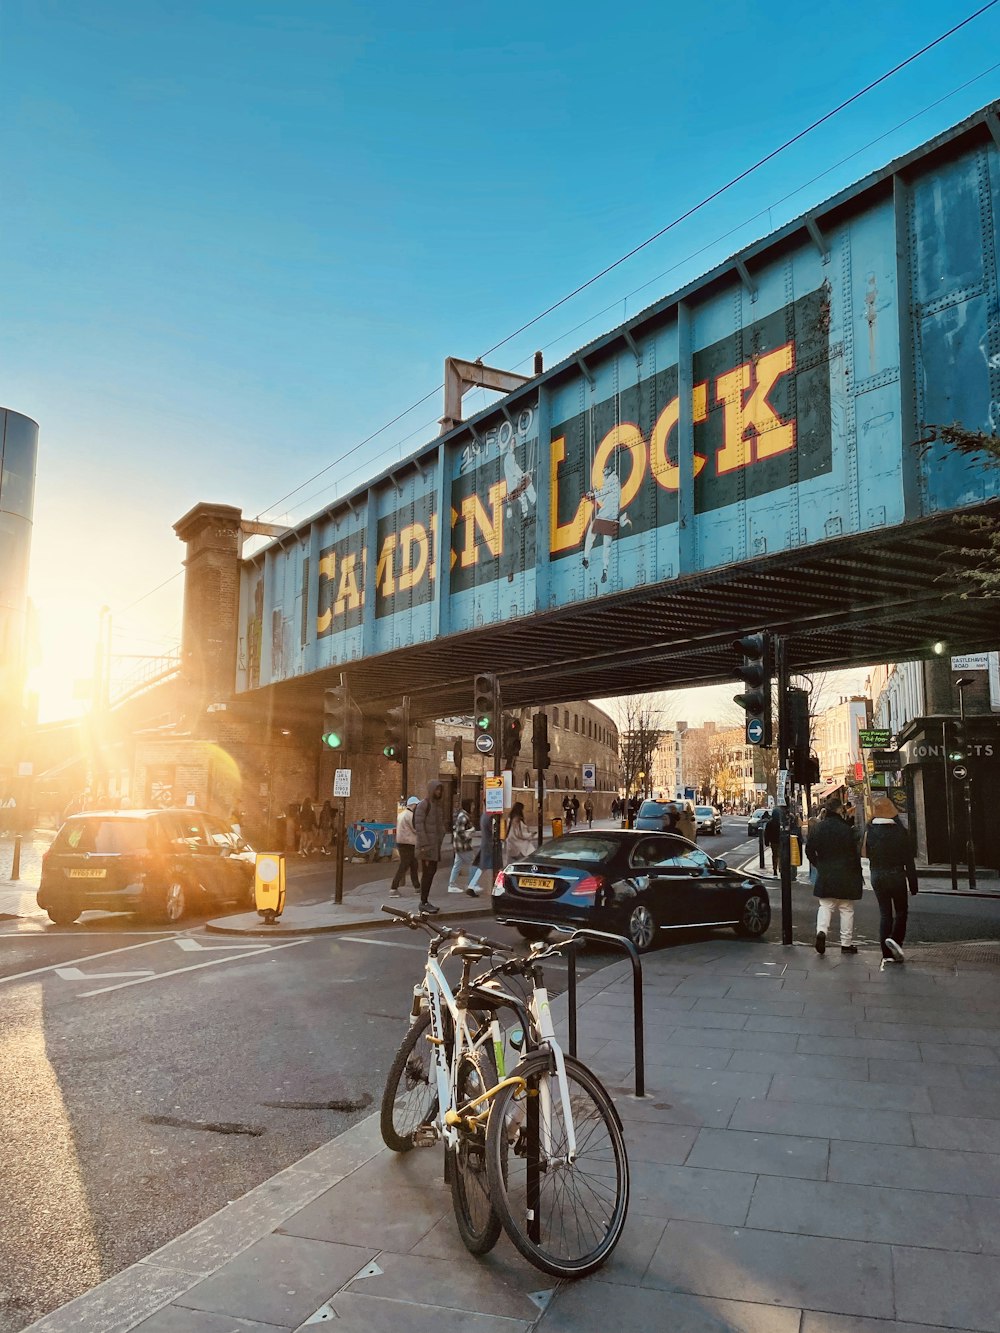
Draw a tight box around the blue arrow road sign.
[746,718,764,746]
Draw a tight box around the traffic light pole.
[401,695,410,803]
[956,684,977,891]
[942,720,958,893]
[492,677,503,873]
[775,636,793,947]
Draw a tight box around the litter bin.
[551,816,564,838]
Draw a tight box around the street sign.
[582,763,596,790]
[475,733,495,755]
[776,769,789,805]
[870,749,902,773]
[746,718,764,746]
[952,764,968,781]
[333,769,352,797]
[484,776,504,812]
[858,728,891,749]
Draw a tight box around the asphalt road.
[0,815,997,1329]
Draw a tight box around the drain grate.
[906,941,1000,968]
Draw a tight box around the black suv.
[37,809,256,925]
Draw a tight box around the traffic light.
[732,632,772,746]
[383,701,408,763]
[948,718,967,763]
[791,753,821,785]
[322,680,350,750]
[501,713,522,769]
[532,712,551,770]
[473,672,497,737]
[788,687,810,753]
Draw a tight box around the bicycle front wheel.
[380,1013,437,1152]
[449,1048,502,1254]
[485,1051,629,1278]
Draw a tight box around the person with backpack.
[389,797,421,896]
[806,796,864,955]
[448,801,477,896]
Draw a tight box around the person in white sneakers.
[806,796,863,956]
[448,802,477,895]
[863,796,918,963]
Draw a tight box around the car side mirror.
[713,858,728,871]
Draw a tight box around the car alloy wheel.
[627,903,656,952]
[737,894,770,937]
[164,880,186,923]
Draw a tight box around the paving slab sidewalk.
[23,936,1000,1333]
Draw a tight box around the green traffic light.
[475,715,490,730]
[323,731,343,749]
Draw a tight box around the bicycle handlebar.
[379,903,517,957]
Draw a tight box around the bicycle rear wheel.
[380,1013,437,1151]
[449,1048,502,1254]
[485,1050,629,1278]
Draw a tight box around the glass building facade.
[0,409,38,783]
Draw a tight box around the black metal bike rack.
[562,928,645,1097]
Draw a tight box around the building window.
[564,710,569,730]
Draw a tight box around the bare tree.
[611,693,667,801]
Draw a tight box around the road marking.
[79,939,307,996]
[336,936,427,951]
[0,935,181,987]
[55,967,156,981]
[174,938,272,952]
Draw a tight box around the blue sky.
[2,0,998,717]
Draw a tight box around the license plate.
[69,869,106,879]
[519,876,554,890]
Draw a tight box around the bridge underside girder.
[254,504,1000,724]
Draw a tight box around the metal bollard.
[11,835,21,881]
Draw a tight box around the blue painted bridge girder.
[236,102,1000,717]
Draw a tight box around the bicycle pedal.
[411,1125,439,1147]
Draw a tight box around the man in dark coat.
[414,780,446,914]
[863,796,918,963]
[805,796,863,955]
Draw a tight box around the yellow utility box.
[551,817,564,838]
[255,852,286,922]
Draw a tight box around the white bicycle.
[379,904,630,1279]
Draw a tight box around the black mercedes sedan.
[491,828,770,952]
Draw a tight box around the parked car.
[747,807,771,837]
[492,828,771,952]
[36,809,257,926]
[695,805,722,836]
[634,799,677,831]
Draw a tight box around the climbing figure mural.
[582,448,631,583]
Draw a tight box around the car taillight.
[571,874,602,897]
[493,871,510,893]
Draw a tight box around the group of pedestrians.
[285,798,337,856]
[801,794,918,963]
[390,787,541,914]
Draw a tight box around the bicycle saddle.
[451,940,493,961]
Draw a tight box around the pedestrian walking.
[448,801,478,895]
[764,807,781,875]
[570,795,580,827]
[298,798,317,856]
[610,796,620,821]
[468,806,495,893]
[584,796,594,828]
[863,796,918,964]
[318,800,335,855]
[806,796,864,955]
[390,796,421,896]
[285,801,301,855]
[413,780,446,913]
[505,801,536,861]
[562,794,573,828]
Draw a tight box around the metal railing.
[505,921,646,1097]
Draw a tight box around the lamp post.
[954,676,976,890]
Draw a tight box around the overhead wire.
[117,6,998,618]
[250,4,997,527]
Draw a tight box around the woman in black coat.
[863,796,918,963]
[805,797,863,956]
